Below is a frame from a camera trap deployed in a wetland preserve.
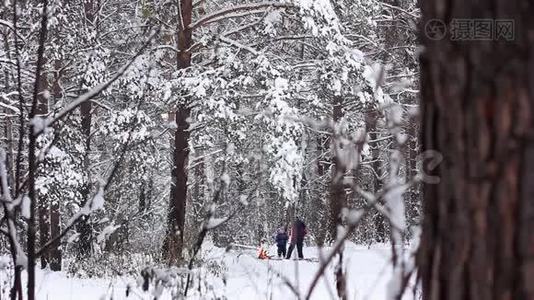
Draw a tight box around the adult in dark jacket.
[274,227,289,258]
[286,218,307,259]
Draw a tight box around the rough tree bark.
[162,0,193,264]
[418,0,534,299]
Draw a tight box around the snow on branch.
[0,100,20,114]
[66,185,104,228]
[219,36,259,55]
[36,28,160,136]
[0,92,20,114]
[222,18,264,36]
[0,19,15,30]
[380,2,419,19]
[189,2,293,29]
[0,19,24,39]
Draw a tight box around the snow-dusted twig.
[0,19,24,39]
[378,1,419,19]
[219,36,259,55]
[189,2,292,29]
[222,17,264,36]
[0,92,20,113]
[192,0,207,8]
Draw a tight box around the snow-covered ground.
[218,242,417,300]
[1,243,418,300]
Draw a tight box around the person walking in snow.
[286,217,307,259]
[273,226,289,258]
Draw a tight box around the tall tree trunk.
[49,199,61,270]
[49,58,62,271]
[28,1,49,298]
[162,0,193,264]
[5,2,24,299]
[36,58,50,269]
[418,1,534,299]
[77,0,97,258]
[329,96,346,241]
[77,99,93,257]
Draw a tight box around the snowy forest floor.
[1,242,419,300]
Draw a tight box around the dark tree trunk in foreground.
[418,1,534,299]
[162,0,193,264]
